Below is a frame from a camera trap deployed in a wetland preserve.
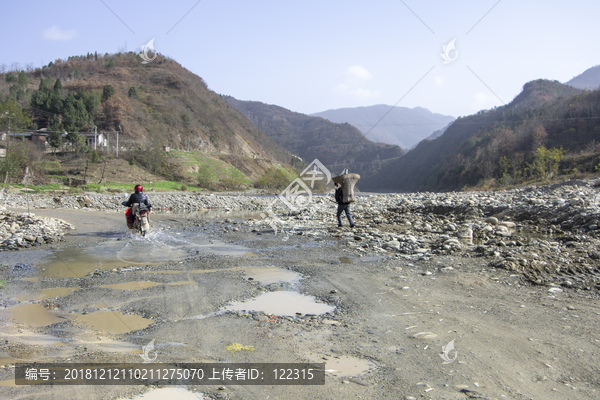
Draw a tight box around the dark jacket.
[335,187,346,204]
[126,192,152,210]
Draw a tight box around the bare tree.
[0,64,6,73]
[481,158,495,178]
[531,125,548,150]
[10,62,20,72]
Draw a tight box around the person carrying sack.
[335,182,354,228]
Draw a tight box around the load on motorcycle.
[122,184,152,236]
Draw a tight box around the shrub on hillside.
[197,164,215,189]
[254,168,291,189]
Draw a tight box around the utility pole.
[116,131,119,157]
[94,126,97,150]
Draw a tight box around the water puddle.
[5,304,66,327]
[167,281,196,286]
[131,387,206,400]
[0,329,70,347]
[39,243,132,278]
[189,242,253,256]
[0,327,143,358]
[224,291,334,316]
[0,353,20,367]
[41,287,79,298]
[101,281,162,290]
[74,337,143,354]
[145,270,187,274]
[144,266,300,286]
[339,256,383,264]
[37,232,254,278]
[76,311,153,334]
[22,277,41,282]
[239,267,301,285]
[326,356,376,377]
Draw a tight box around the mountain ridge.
[311,104,455,149]
[566,64,600,90]
[365,79,595,192]
[224,96,405,190]
[0,52,295,183]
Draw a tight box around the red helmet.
[134,184,143,192]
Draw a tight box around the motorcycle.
[123,201,151,237]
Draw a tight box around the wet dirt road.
[0,208,599,400]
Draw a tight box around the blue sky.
[2,0,599,118]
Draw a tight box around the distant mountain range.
[365,79,595,192]
[224,96,404,190]
[566,65,600,89]
[310,105,455,149]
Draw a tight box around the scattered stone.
[485,217,498,225]
[411,332,437,340]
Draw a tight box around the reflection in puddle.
[102,281,162,290]
[6,304,66,327]
[326,356,376,377]
[77,311,152,334]
[224,291,334,316]
[131,387,206,400]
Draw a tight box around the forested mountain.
[366,79,600,192]
[311,105,454,149]
[224,97,404,189]
[0,52,293,181]
[566,65,600,90]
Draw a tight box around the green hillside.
[366,79,600,191]
[0,52,297,188]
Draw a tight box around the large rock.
[485,217,499,225]
[457,227,473,240]
[383,240,401,250]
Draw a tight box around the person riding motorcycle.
[125,184,152,210]
[122,184,152,229]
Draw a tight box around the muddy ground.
[0,207,599,400]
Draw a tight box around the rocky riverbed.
[3,180,600,291]
[0,206,74,251]
[0,180,599,400]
